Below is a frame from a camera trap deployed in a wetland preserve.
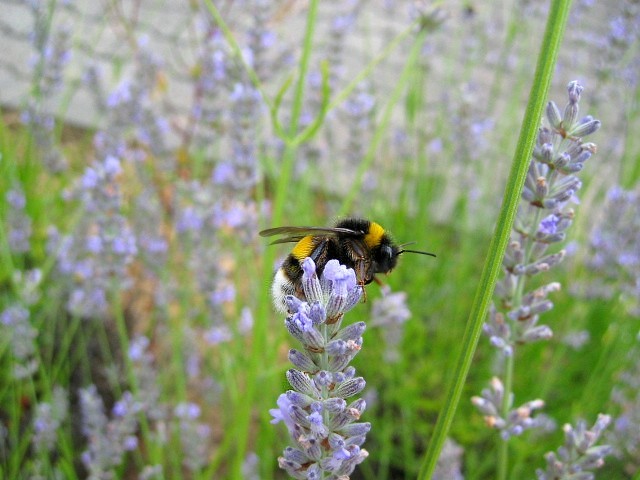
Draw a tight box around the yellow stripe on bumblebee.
[363,221,385,249]
[292,236,315,260]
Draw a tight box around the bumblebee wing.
[259,226,363,244]
[268,235,307,245]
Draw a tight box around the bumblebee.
[260,218,435,313]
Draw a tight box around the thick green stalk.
[417,1,572,478]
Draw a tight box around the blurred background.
[0,0,639,478]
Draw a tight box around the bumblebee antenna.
[397,241,436,257]
[398,248,436,258]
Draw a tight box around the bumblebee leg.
[361,282,367,303]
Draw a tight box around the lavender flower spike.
[475,82,605,471]
[485,80,600,354]
[536,414,613,480]
[271,258,369,479]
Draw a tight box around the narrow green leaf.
[292,61,331,146]
[417,1,574,478]
[271,73,295,142]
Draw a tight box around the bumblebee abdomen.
[271,267,298,313]
[271,236,339,312]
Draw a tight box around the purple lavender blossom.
[32,385,69,454]
[203,324,233,345]
[487,81,600,352]
[341,83,376,170]
[472,377,546,440]
[583,185,640,316]
[84,35,172,172]
[50,154,137,318]
[133,187,169,299]
[536,415,613,479]
[246,0,281,83]
[5,182,32,253]
[0,267,43,379]
[83,63,107,113]
[79,386,140,478]
[190,28,229,148]
[607,337,640,473]
[174,402,212,473]
[571,3,640,94]
[22,0,73,172]
[29,384,70,478]
[325,6,360,88]
[370,286,411,363]
[128,335,165,421]
[222,82,262,194]
[173,44,268,331]
[173,180,235,326]
[194,79,266,257]
[1,305,38,379]
[239,306,254,335]
[271,258,369,479]
[433,438,465,480]
[242,451,261,480]
[476,82,602,445]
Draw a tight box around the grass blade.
[417,1,574,477]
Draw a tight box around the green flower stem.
[417,1,572,478]
[216,1,320,475]
[270,0,319,227]
[497,353,515,480]
[498,197,544,478]
[111,289,153,469]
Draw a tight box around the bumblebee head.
[370,226,436,275]
[374,238,437,276]
[373,239,400,274]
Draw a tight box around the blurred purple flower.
[1,305,38,379]
[371,286,411,363]
[582,185,640,316]
[537,415,613,479]
[32,385,68,455]
[174,401,211,472]
[49,151,137,318]
[5,183,32,253]
[79,386,140,478]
